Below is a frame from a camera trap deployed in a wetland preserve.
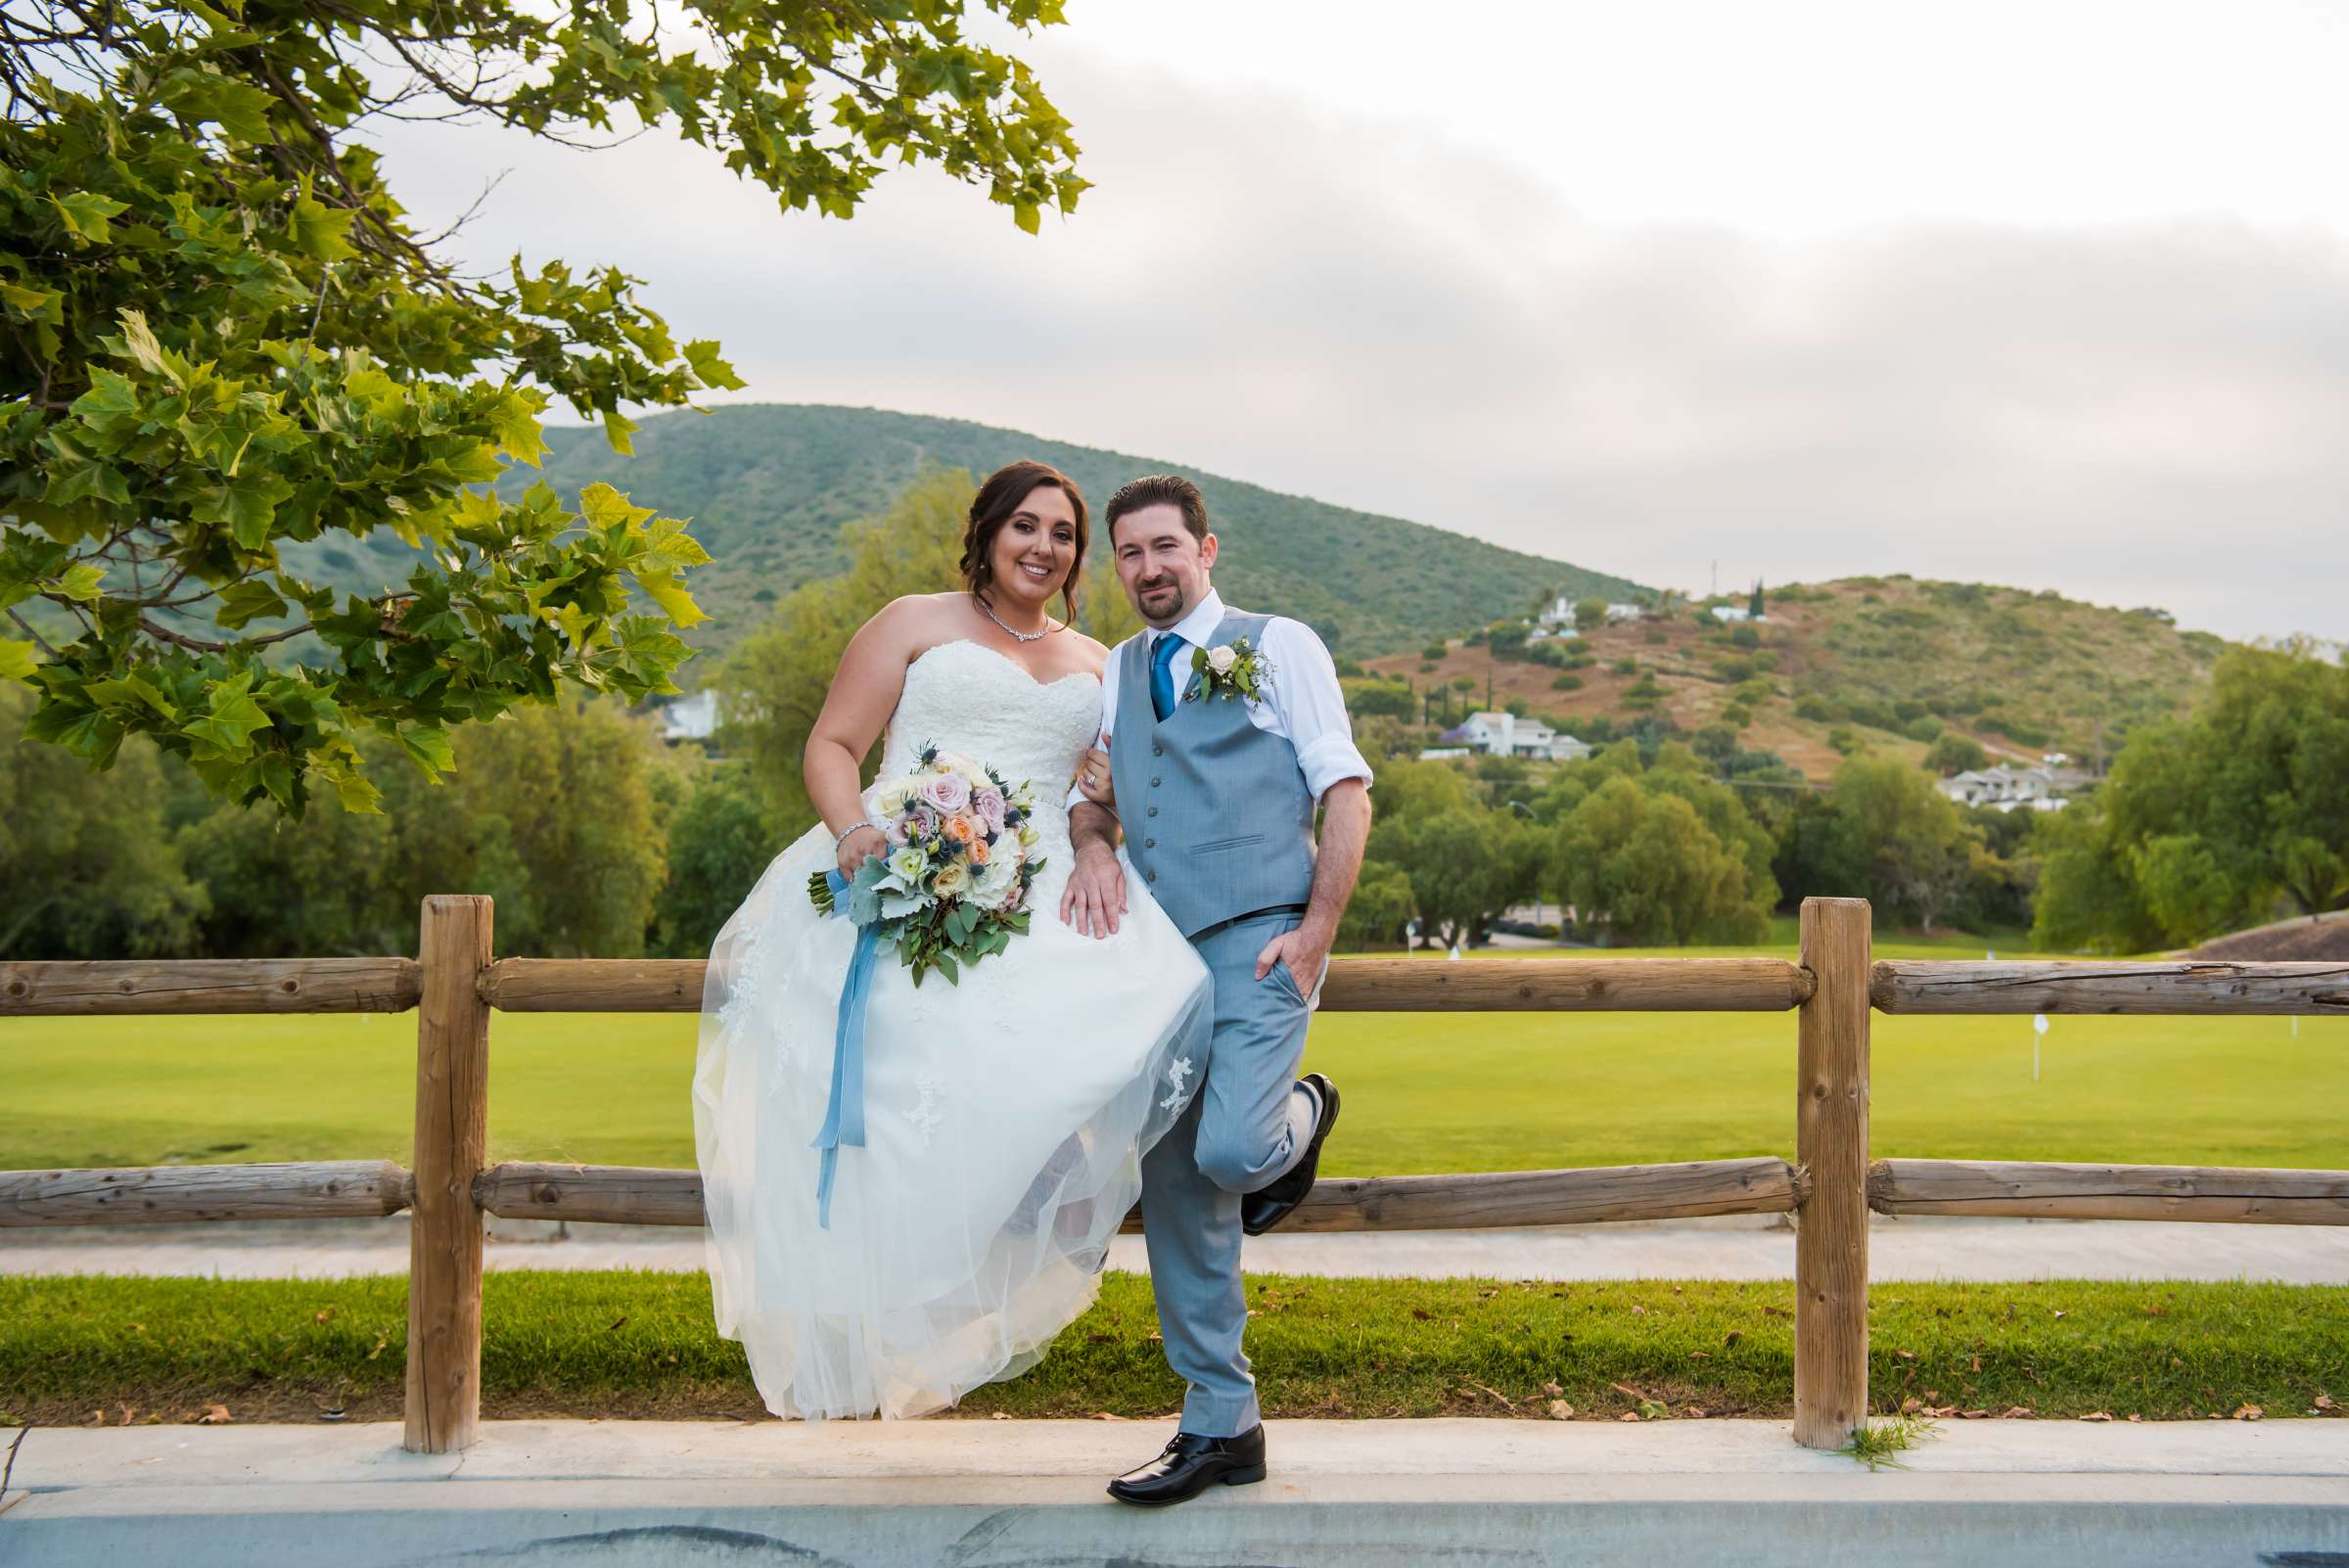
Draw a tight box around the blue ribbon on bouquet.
[811,867,880,1229]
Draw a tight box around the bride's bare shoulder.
[1062,629,1112,676]
[861,593,970,646]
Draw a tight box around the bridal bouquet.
[809,744,1044,985]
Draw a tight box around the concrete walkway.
[5,1417,2345,1567]
[8,1210,2349,1283]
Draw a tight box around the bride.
[691,460,1214,1421]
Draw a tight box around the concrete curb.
[4,1418,2345,1566]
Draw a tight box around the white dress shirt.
[1069,587,1374,811]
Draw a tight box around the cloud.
[375,53,2349,643]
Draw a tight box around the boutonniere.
[1187,637,1272,703]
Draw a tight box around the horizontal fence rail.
[6,899,2345,1454]
[472,1156,1806,1233]
[1871,1159,2349,1224]
[478,955,1819,1013]
[0,1160,413,1225]
[0,957,423,1015]
[1871,959,2349,1015]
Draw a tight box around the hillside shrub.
[1551,673,1586,692]
[1612,657,1640,675]
[1794,695,1836,722]
[1924,734,1991,775]
[1980,714,2050,747]
[1903,715,1944,743]
[1422,644,1450,661]
[1729,624,1762,649]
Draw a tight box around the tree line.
[9,465,2339,961]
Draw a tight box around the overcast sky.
[376,0,2349,644]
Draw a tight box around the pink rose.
[909,804,940,843]
[972,787,1006,831]
[920,771,970,814]
[886,812,913,846]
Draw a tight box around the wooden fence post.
[1794,896,1871,1449]
[405,895,493,1453]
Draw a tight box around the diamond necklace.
[973,592,1059,644]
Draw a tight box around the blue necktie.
[1149,632,1182,722]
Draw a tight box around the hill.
[247,404,1618,669]
[1369,576,2231,781]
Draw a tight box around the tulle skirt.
[691,815,1213,1420]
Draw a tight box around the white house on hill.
[1445,711,1594,763]
[660,689,720,743]
[1536,595,1645,628]
[1935,761,2088,812]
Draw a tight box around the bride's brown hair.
[959,460,1087,622]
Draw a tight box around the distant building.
[1710,604,1766,623]
[1935,761,2089,812]
[1537,594,1578,629]
[1603,603,1644,624]
[1417,746,1473,761]
[661,689,720,743]
[1446,711,1594,763]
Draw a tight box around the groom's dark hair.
[1105,475,1209,543]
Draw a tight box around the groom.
[1062,473,1373,1506]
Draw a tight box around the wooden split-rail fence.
[4,895,2345,1453]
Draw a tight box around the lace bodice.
[873,639,1102,859]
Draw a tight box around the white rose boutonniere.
[1188,636,1271,703]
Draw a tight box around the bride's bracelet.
[833,820,882,852]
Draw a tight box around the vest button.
[1146,870,1157,883]
[1146,806,1158,817]
[1150,776,1161,787]
[1152,743,1163,757]
[1144,837,1155,848]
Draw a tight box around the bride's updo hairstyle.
[959,460,1088,621]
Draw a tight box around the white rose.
[968,853,1019,911]
[931,861,971,899]
[1206,644,1238,675]
[875,778,914,813]
[887,846,929,886]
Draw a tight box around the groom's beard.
[1134,576,1188,626]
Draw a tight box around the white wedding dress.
[692,637,1214,1420]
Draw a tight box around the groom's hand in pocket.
[1256,920,1333,994]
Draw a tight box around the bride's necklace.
[973,592,1059,644]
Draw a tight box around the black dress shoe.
[1240,1073,1338,1236]
[1106,1424,1267,1505]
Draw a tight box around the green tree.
[2033,641,2349,949]
[1549,773,1769,945]
[1924,733,1991,776]
[1337,861,1414,950]
[1374,807,1540,948]
[0,680,207,956]
[1817,756,1979,931]
[1574,596,1609,631]
[714,469,968,832]
[650,763,785,958]
[1348,682,1417,720]
[428,695,673,957]
[2,0,1082,816]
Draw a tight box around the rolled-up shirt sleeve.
[1262,618,1373,801]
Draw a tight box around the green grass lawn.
[5,929,2344,1174]
[3,1271,2340,1427]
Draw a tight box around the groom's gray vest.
[1110,609,1318,941]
